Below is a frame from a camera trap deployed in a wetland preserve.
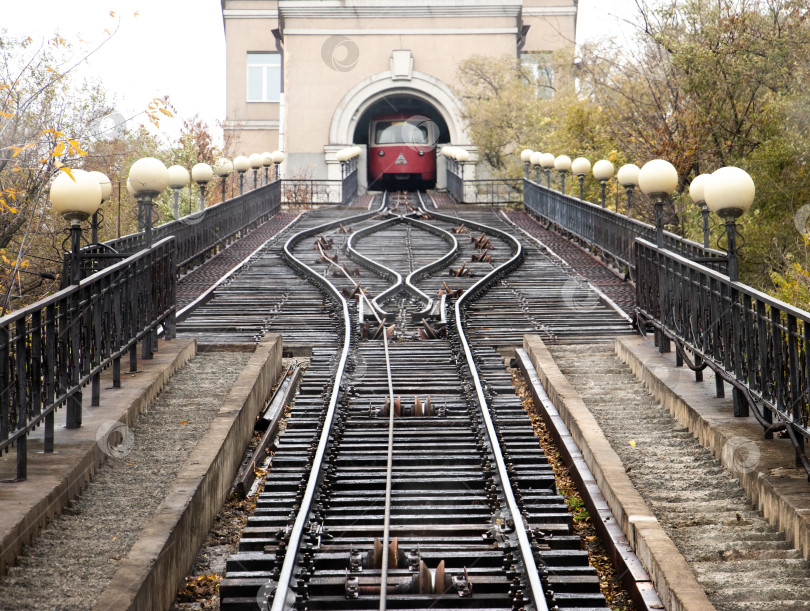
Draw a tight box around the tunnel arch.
[329,71,468,147]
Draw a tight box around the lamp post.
[704,166,755,417]
[214,158,233,202]
[456,149,469,182]
[88,171,111,244]
[261,152,273,185]
[554,155,571,195]
[129,157,169,249]
[128,157,168,360]
[271,150,285,180]
[167,165,190,219]
[540,153,555,189]
[336,148,349,179]
[704,167,755,283]
[572,157,591,201]
[192,163,214,212]
[638,159,679,248]
[593,160,615,209]
[249,153,263,190]
[521,149,534,180]
[233,155,250,195]
[688,173,712,248]
[530,151,543,183]
[50,169,102,429]
[638,158,679,355]
[617,164,640,218]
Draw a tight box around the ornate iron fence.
[524,179,727,276]
[464,179,523,204]
[1,237,176,480]
[77,181,281,278]
[342,167,358,205]
[635,237,810,476]
[446,159,463,203]
[281,179,343,205]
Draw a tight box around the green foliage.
[458,0,810,310]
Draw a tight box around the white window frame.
[521,52,554,99]
[247,52,281,103]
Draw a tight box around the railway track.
[203,192,633,610]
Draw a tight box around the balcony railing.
[1,237,176,479]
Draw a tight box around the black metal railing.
[342,166,358,206]
[1,237,176,479]
[446,159,463,203]
[78,180,281,277]
[524,179,727,276]
[464,179,523,204]
[635,237,810,475]
[282,179,343,205]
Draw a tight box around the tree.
[0,26,174,314]
[457,0,810,306]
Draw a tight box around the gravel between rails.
[0,351,251,611]
[550,343,810,611]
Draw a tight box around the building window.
[247,52,281,102]
[521,52,554,99]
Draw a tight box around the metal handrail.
[0,237,176,479]
[634,237,810,475]
[523,178,728,276]
[79,181,281,277]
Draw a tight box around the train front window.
[374,121,429,145]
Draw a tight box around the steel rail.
[416,192,549,611]
[271,196,386,611]
[378,291,396,611]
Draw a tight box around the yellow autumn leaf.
[57,166,75,180]
[110,10,116,17]
[179,420,189,425]
[629,439,636,447]
[52,141,65,157]
[0,111,13,119]
[159,108,173,117]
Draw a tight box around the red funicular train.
[368,114,436,188]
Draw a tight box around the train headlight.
[418,150,424,157]
[378,150,385,157]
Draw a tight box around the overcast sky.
[3,0,639,144]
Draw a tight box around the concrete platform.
[94,334,281,611]
[615,335,810,562]
[0,337,197,576]
[523,334,715,611]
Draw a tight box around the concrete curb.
[523,335,715,611]
[93,334,283,611]
[0,338,197,577]
[615,335,810,561]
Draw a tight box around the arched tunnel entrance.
[352,94,450,191]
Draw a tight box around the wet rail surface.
[179,193,633,610]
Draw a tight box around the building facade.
[221,0,577,191]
